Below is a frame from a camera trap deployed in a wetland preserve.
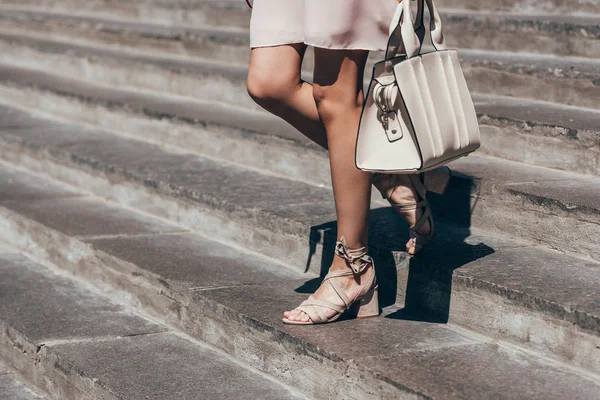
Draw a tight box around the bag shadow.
[297,171,494,324]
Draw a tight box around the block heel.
[282,237,378,325]
[353,286,380,319]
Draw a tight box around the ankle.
[330,256,350,271]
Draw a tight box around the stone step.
[0,7,252,64]
[1,166,599,399]
[0,29,598,112]
[1,90,599,262]
[1,101,600,361]
[0,0,253,28]
[0,360,47,399]
[0,248,302,399]
[441,11,600,59]
[436,0,600,15]
[0,61,598,183]
[1,7,598,59]
[4,0,598,29]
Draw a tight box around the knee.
[312,84,363,124]
[247,68,295,107]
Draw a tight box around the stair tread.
[0,100,598,223]
[439,8,600,24]
[1,63,599,257]
[0,6,250,38]
[0,107,599,332]
[2,6,599,39]
[458,48,600,76]
[1,61,597,141]
[472,94,600,132]
[0,26,597,109]
[1,23,599,78]
[1,168,599,399]
[0,252,302,400]
[0,360,46,399]
[0,20,600,77]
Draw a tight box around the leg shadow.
[297,171,494,324]
[387,173,494,323]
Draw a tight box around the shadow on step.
[296,173,494,324]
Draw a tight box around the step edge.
[1,132,599,334]
[2,199,600,392]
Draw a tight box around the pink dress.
[250,0,398,51]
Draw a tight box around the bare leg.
[247,45,430,257]
[284,48,375,323]
[247,44,328,149]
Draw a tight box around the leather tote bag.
[355,0,480,173]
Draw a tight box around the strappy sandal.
[373,168,450,254]
[282,237,379,325]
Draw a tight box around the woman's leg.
[247,44,328,149]
[284,48,375,323]
[247,44,431,257]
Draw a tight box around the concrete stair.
[0,11,599,110]
[0,359,46,399]
[1,104,600,398]
[1,158,600,399]
[0,0,599,398]
[0,243,303,399]
[1,7,599,58]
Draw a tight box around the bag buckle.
[374,84,403,143]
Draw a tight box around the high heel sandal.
[282,237,379,325]
[373,167,451,254]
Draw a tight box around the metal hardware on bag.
[374,83,403,143]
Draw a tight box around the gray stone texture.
[3,197,183,238]
[0,253,165,343]
[2,165,600,397]
[0,361,45,399]
[88,232,304,290]
[195,283,600,399]
[442,12,600,58]
[0,105,599,327]
[436,0,600,14]
[0,374,45,400]
[410,239,600,333]
[0,1,599,396]
[51,332,302,400]
[0,166,82,202]
[358,343,600,400]
[1,7,598,61]
[197,282,478,359]
[0,17,598,110]
[1,53,598,176]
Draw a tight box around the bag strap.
[385,0,447,61]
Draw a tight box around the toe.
[300,312,311,322]
[288,310,302,321]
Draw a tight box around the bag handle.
[385,0,447,60]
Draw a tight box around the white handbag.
[355,0,480,173]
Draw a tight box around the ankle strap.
[334,237,373,274]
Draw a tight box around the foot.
[373,174,431,255]
[283,242,376,323]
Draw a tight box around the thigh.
[248,44,307,94]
